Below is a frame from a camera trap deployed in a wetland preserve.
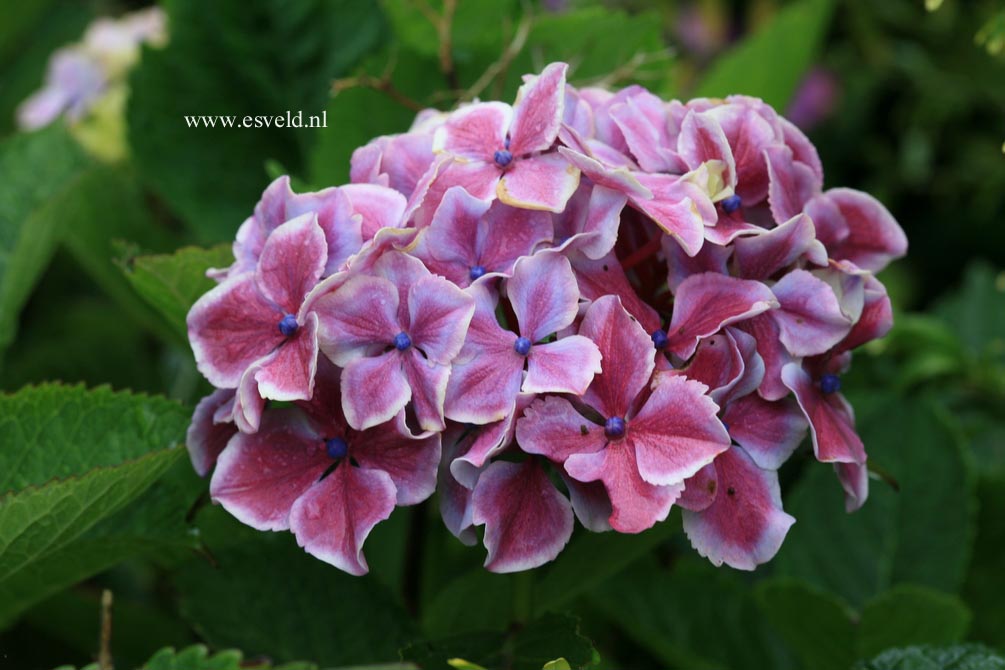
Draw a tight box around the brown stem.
[98,590,113,670]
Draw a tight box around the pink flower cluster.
[186,62,906,575]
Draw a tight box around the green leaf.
[127,0,386,242]
[855,644,1005,670]
[402,613,597,670]
[121,244,234,341]
[773,392,976,607]
[857,585,971,659]
[588,557,796,670]
[533,519,675,614]
[0,384,192,625]
[694,0,835,108]
[934,262,1005,365]
[963,476,1005,648]
[0,125,90,357]
[173,533,415,666]
[755,579,857,670]
[58,166,181,337]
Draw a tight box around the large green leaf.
[121,244,234,342]
[773,392,976,607]
[963,476,1005,649]
[0,384,192,626]
[588,557,796,670]
[855,644,1005,670]
[173,532,415,667]
[693,0,835,109]
[757,580,971,669]
[0,125,89,357]
[127,0,386,242]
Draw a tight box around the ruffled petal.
[497,153,581,212]
[313,274,399,366]
[524,335,602,395]
[516,395,608,463]
[630,375,731,486]
[682,446,795,570]
[781,362,866,464]
[723,394,807,470]
[579,295,655,418]
[186,388,237,477]
[353,413,441,505]
[402,348,451,433]
[289,461,397,576]
[433,101,512,162]
[805,188,907,272]
[210,408,327,531]
[508,62,567,156]
[472,459,574,573]
[509,251,581,342]
[254,312,319,401]
[187,273,283,388]
[407,274,475,364]
[733,212,826,280]
[771,269,854,357]
[565,443,682,534]
[340,351,410,431]
[666,273,778,359]
[678,462,718,512]
[256,213,327,313]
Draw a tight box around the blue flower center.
[721,194,742,214]
[325,437,348,459]
[651,329,668,350]
[469,265,487,281]
[394,332,412,351]
[605,416,627,440]
[278,313,299,337]
[514,336,532,356]
[820,373,841,395]
[494,149,513,167]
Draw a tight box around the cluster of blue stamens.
[514,336,532,356]
[394,332,412,351]
[721,194,742,214]
[604,416,627,439]
[325,436,348,459]
[278,313,298,337]
[820,373,841,394]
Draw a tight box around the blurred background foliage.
[0,0,1003,668]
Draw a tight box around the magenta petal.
[524,335,602,395]
[187,273,284,388]
[556,147,653,200]
[186,388,238,477]
[403,349,451,433]
[780,116,824,180]
[439,429,478,545]
[509,252,580,342]
[353,414,440,505]
[478,202,554,275]
[434,101,511,162]
[666,329,745,404]
[677,110,737,186]
[341,351,410,431]
[706,103,778,204]
[610,90,681,172]
[508,62,567,156]
[678,462,718,512]
[631,174,711,257]
[254,312,319,401]
[630,375,731,486]
[565,443,682,534]
[450,409,522,488]
[210,408,327,531]
[289,461,397,576]
[781,362,866,464]
[806,188,907,272]
[663,235,732,294]
[233,359,267,433]
[736,313,793,401]
[764,145,821,223]
[667,273,778,359]
[472,459,574,573]
[570,251,661,334]
[497,153,581,212]
[733,213,825,280]
[408,274,475,364]
[723,394,808,470]
[562,473,613,532]
[256,213,327,313]
[771,269,854,357]
[517,395,608,463]
[579,295,655,418]
[313,274,399,366]
[835,275,893,353]
[341,183,408,240]
[415,186,491,284]
[835,461,870,512]
[682,446,795,570]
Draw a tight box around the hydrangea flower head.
[186,60,906,575]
